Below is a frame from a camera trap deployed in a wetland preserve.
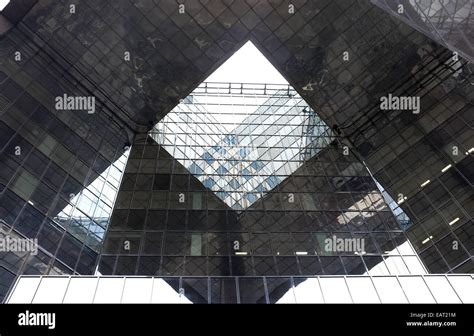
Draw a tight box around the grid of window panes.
[365,99,474,274]
[1,0,471,305]
[7,274,474,304]
[3,0,471,281]
[0,64,131,302]
[371,0,474,63]
[99,87,427,278]
[152,84,333,209]
[349,50,474,275]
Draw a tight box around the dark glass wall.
[1,0,472,303]
[371,0,474,63]
[99,130,422,278]
[0,18,133,301]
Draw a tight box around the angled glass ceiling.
[151,41,333,210]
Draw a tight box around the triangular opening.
[150,41,333,210]
[206,41,288,85]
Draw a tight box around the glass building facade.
[0,0,472,303]
[152,83,333,210]
[371,0,474,63]
[97,81,426,281]
[0,71,130,300]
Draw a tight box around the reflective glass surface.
[1,0,472,303]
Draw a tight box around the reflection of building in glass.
[98,79,427,284]
[1,0,472,304]
[54,216,109,252]
[153,85,333,209]
[371,0,474,63]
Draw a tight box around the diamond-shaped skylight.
[151,41,333,209]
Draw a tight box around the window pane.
[372,276,408,303]
[345,276,380,303]
[319,277,352,303]
[210,278,237,304]
[32,277,70,303]
[266,277,294,304]
[398,276,435,303]
[384,256,409,275]
[63,277,98,303]
[121,278,153,303]
[181,278,208,304]
[292,277,324,303]
[403,256,427,274]
[7,277,41,303]
[424,276,461,303]
[238,278,266,304]
[93,278,125,303]
[448,276,474,303]
[151,278,190,304]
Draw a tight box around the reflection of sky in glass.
[54,149,129,251]
[152,42,332,209]
[153,90,332,209]
[374,180,412,230]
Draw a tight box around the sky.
[162,40,297,132]
[0,0,9,11]
[206,40,288,84]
